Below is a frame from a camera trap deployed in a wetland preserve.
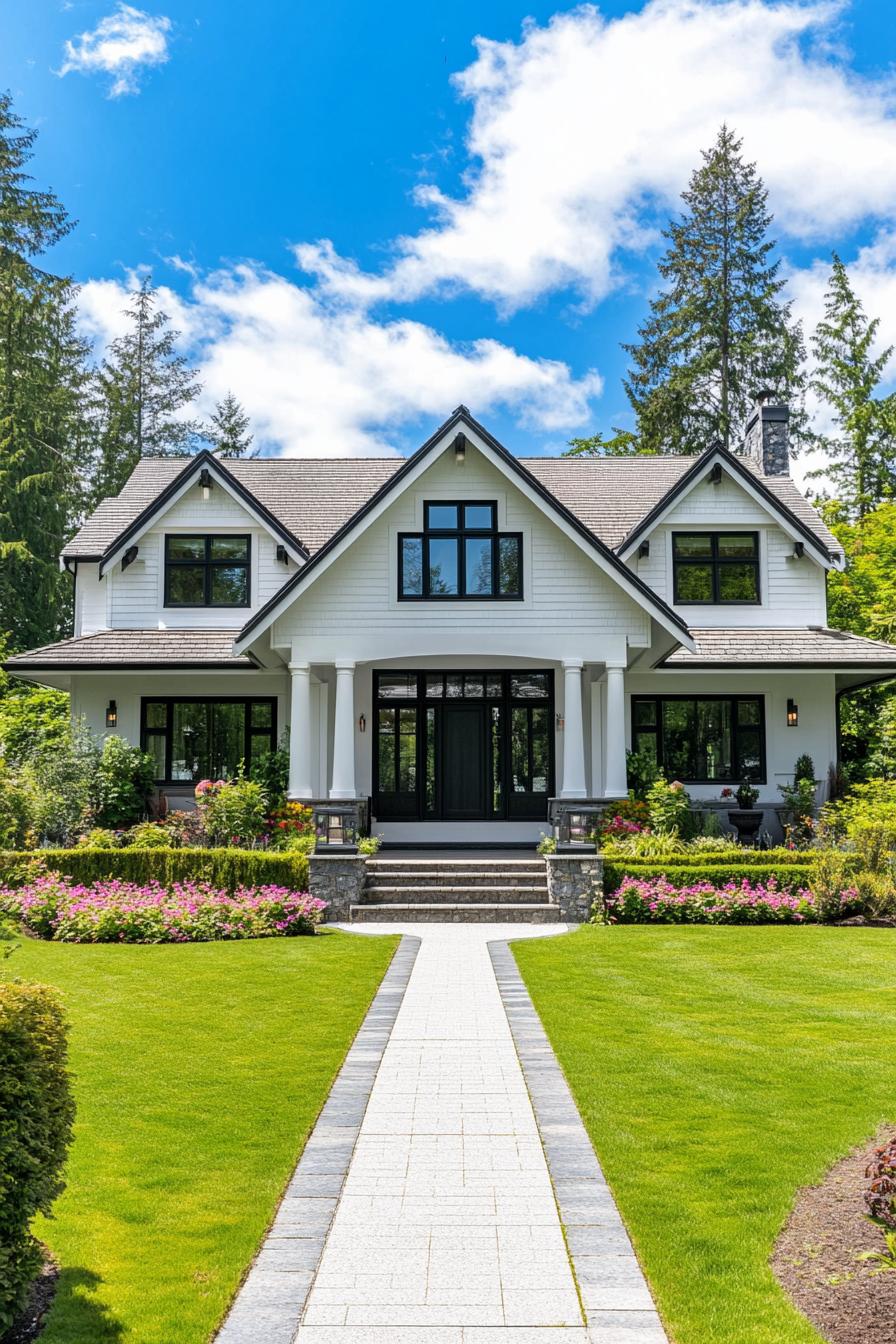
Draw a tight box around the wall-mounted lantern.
[453,432,466,462]
[786,698,798,727]
[121,545,139,571]
[638,540,650,559]
[276,544,289,564]
[105,699,118,729]
[708,463,723,485]
[555,712,565,731]
[358,713,366,733]
[792,541,804,559]
[199,467,214,500]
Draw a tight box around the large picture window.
[141,698,275,783]
[672,532,760,604]
[398,502,522,599]
[632,695,765,783]
[165,535,251,607]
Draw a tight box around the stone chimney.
[742,391,790,476]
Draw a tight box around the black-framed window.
[164,535,251,607]
[672,532,760,604]
[141,697,276,783]
[632,695,765,783]
[398,502,522,599]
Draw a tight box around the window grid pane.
[637,695,764,784]
[399,504,522,599]
[673,532,759,606]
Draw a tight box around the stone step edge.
[364,884,549,896]
[351,902,558,913]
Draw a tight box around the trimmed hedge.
[0,982,75,1330]
[603,860,818,894]
[602,847,821,866]
[0,847,310,894]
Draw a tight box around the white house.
[8,398,896,844]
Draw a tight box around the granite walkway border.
[488,941,669,1344]
[214,935,421,1344]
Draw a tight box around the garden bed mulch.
[772,1127,896,1344]
[1,1252,58,1344]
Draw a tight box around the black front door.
[442,703,486,820]
[373,670,554,823]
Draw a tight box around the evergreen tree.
[809,254,895,517]
[563,427,643,457]
[208,390,253,458]
[0,92,92,650]
[624,125,805,454]
[90,277,203,502]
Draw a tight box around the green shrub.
[647,779,691,835]
[793,754,816,784]
[125,821,174,849]
[822,780,896,850]
[0,761,31,850]
[0,981,75,1330]
[75,827,121,850]
[626,748,662,801]
[195,778,268,847]
[602,845,817,866]
[92,736,156,828]
[0,847,309,894]
[603,860,818,894]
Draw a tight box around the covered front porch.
[287,654,629,844]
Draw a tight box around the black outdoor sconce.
[105,700,118,729]
[199,467,214,499]
[787,698,798,727]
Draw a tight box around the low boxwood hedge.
[602,847,818,866]
[0,847,310,893]
[602,860,818,894]
[0,982,74,1330]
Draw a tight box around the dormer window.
[673,532,759,604]
[398,502,522,600]
[164,535,250,607]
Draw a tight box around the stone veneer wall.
[545,854,603,923]
[309,854,367,922]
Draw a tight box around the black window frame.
[398,501,523,601]
[631,694,766,784]
[164,533,252,608]
[672,531,760,605]
[140,696,276,784]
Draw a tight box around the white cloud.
[78,265,602,456]
[300,0,896,313]
[59,4,171,97]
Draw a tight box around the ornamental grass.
[607,874,860,925]
[0,875,325,943]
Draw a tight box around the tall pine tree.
[809,254,895,518]
[0,93,92,650]
[208,391,253,458]
[624,125,805,454]
[90,277,203,503]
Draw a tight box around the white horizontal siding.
[75,564,108,635]
[274,450,651,659]
[106,488,295,628]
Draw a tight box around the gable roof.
[4,629,256,671]
[69,450,310,574]
[233,406,695,650]
[612,443,840,566]
[658,626,896,669]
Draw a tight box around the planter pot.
[727,809,764,844]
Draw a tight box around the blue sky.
[4,1,896,474]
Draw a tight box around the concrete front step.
[350,902,561,923]
[364,884,548,904]
[367,872,548,890]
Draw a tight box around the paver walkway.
[217,925,667,1344]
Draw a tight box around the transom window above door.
[672,532,760,604]
[164,535,251,607]
[398,502,523,600]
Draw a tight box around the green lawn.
[4,930,398,1344]
[512,925,896,1344]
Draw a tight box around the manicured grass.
[4,930,398,1344]
[512,926,896,1344]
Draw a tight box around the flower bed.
[607,874,860,925]
[0,876,325,943]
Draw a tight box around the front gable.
[234,410,693,658]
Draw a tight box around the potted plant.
[726,781,763,844]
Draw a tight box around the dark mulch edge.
[1,1251,59,1344]
[772,1126,896,1344]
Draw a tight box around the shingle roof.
[4,629,254,669]
[62,451,841,562]
[661,627,896,667]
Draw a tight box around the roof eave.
[616,444,835,566]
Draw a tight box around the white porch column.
[604,664,628,798]
[287,662,313,800]
[560,660,587,799]
[330,661,357,799]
